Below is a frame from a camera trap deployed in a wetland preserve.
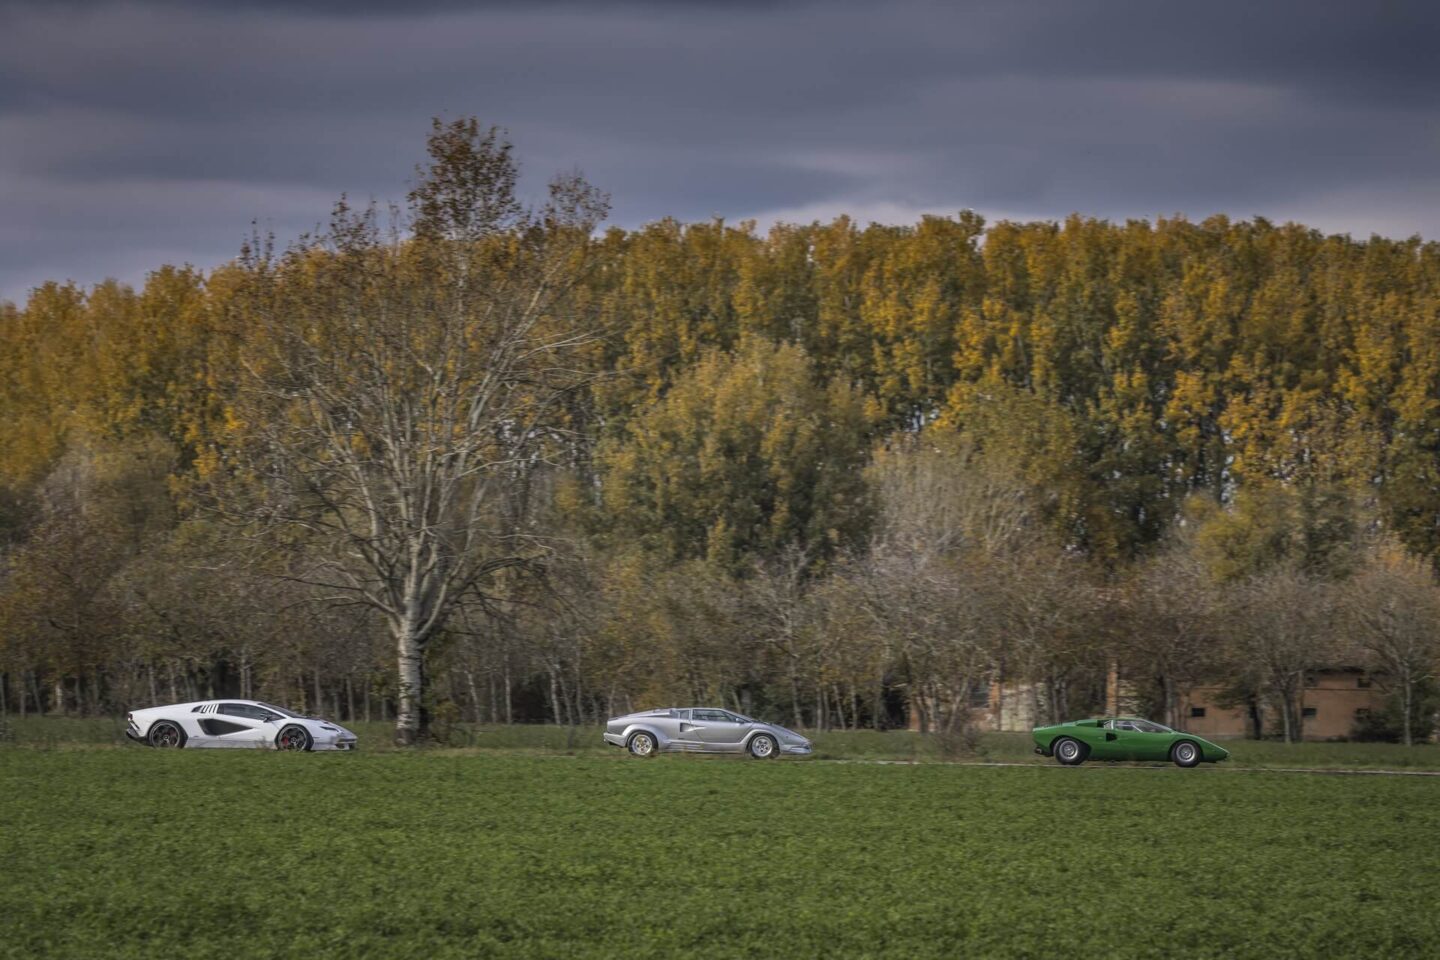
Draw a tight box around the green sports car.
[1032,717,1230,767]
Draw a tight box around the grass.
[3,746,1439,959]
[7,716,1440,770]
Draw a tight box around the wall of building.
[909,669,1390,740]
[1182,671,1384,740]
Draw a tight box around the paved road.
[816,758,1440,776]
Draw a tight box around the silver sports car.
[603,707,813,758]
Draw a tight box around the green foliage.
[601,337,873,568]
[4,750,1440,959]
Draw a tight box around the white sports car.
[126,699,358,751]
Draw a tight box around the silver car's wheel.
[1053,737,1085,766]
[1172,740,1201,768]
[149,721,185,749]
[748,733,778,759]
[627,731,657,757]
[276,725,312,752]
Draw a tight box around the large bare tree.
[1342,545,1440,746]
[212,119,607,744]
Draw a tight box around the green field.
[4,740,1439,959]
[8,716,1440,770]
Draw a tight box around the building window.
[1356,676,1372,688]
[1189,706,1207,718]
[1354,708,1371,720]
[1302,707,1317,718]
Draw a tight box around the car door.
[1105,720,1150,760]
[689,709,748,752]
[1128,720,1174,761]
[669,710,704,750]
[200,702,276,748]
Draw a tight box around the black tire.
[1053,737,1086,766]
[748,733,779,760]
[1171,740,1201,768]
[627,731,657,758]
[276,725,313,752]
[148,720,186,749]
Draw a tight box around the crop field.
[4,740,1439,959]
[9,716,1440,770]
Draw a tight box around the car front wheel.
[627,731,657,757]
[276,725,312,751]
[748,734,778,759]
[1171,740,1201,768]
[149,721,186,749]
[1053,737,1086,766]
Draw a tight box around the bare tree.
[211,119,607,744]
[1228,570,1337,743]
[1124,547,1220,730]
[1342,545,1440,746]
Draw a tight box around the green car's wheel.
[627,731,657,757]
[1053,737,1086,766]
[1171,740,1201,768]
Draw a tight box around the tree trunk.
[465,671,481,724]
[1401,668,1414,748]
[395,633,428,746]
[504,664,513,724]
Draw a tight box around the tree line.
[2,119,1438,744]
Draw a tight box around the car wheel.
[1172,740,1201,768]
[748,733,778,759]
[276,725,313,752]
[149,721,186,749]
[627,731,657,757]
[1053,737,1085,766]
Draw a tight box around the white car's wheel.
[1172,740,1201,768]
[627,731,657,757]
[149,721,186,749]
[276,725,312,752]
[748,733,778,759]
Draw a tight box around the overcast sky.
[2,0,1438,302]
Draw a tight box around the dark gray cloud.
[2,0,1438,302]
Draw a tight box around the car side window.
[1115,721,1137,732]
[220,703,268,721]
[693,709,728,722]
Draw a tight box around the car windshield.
[257,702,305,718]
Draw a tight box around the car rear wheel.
[149,721,186,749]
[1171,740,1201,768]
[1053,737,1086,766]
[276,725,312,752]
[748,733,778,759]
[627,731,657,757]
